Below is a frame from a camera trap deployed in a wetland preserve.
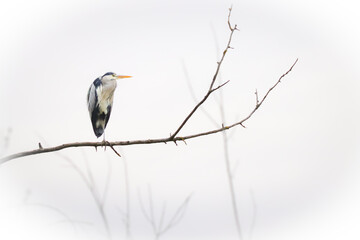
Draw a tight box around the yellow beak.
[116,75,132,79]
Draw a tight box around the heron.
[87,72,132,140]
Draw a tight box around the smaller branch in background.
[182,61,219,128]
[230,158,241,179]
[115,149,132,240]
[138,186,192,240]
[101,156,113,207]
[249,188,257,240]
[59,153,113,240]
[0,127,12,156]
[213,9,243,239]
[23,190,91,235]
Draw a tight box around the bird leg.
[102,131,107,150]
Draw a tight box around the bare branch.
[230,58,298,126]
[0,57,297,164]
[0,6,298,165]
[210,80,230,93]
[169,7,238,140]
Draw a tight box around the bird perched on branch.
[87,72,132,139]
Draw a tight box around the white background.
[0,0,359,239]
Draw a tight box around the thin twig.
[106,141,121,157]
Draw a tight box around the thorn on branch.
[109,144,121,158]
[38,142,43,149]
[221,123,230,130]
[180,137,187,145]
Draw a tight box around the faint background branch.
[0,127,12,157]
[214,8,243,240]
[249,188,257,240]
[117,149,132,240]
[23,190,92,236]
[182,60,220,128]
[59,152,113,240]
[138,185,192,240]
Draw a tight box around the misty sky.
[0,0,359,240]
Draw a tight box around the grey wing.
[87,83,101,115]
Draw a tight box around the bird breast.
[98,81,117,113]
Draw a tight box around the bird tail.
[94,126,104,138]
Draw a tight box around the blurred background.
[0,0,359,239]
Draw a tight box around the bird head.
[101,72,132,82]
